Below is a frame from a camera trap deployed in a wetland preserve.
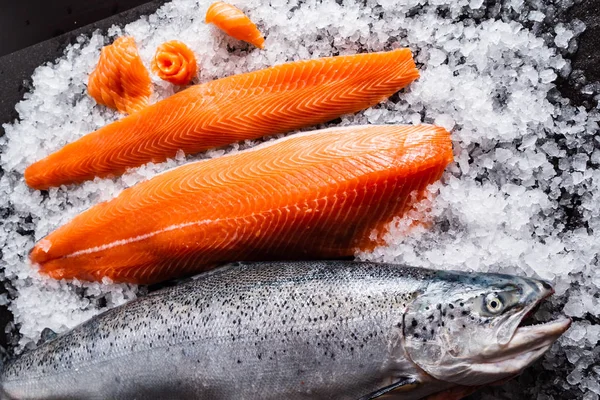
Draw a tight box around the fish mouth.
[510,317,571,350]
[484,317,571,377]
[508,286,571,354]
[488,286,571,374]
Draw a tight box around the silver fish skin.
[0,261,570,400]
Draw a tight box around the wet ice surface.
[0,0,599,398]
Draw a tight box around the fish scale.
[31,124,453,284]
[25,49,419,189]
[1,262,430,399]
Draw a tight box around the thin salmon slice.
[206,2,265,48]
[152,40,198,85]
[87,36,152,114]
[30,124,453,285]
[25,49,419,190]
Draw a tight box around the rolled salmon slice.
[152,40,198,85]
[87,36,152,114]
[25,49,419,190]
[30,124,453,285]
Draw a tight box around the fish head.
[401,270,570,386]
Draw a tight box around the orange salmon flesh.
[152,40,198,85]
[205,1,265,48]
[87,36,152,115]
[25,49,419,190]
[30,124,453,285]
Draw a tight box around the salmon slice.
[25,49,419,190]
[30,124,453,285]
[87,36,152,115]
[205,2,265,48]
[152,40,198,85]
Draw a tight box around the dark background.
[0,0,161,57]
[0,0,167,130]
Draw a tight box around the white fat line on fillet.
[53,183,410,258]
[60,189,344,258]
[63,219,217,258]
[71,180,425,258]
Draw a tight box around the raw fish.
[30,124,452,284]
[87,36,152,115]
[152,41,198,85]
[206,1,265,48]
[25,49,419,190]
[1,261,571,399]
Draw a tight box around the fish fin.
[358,377,418,400]
[38,328,58,344]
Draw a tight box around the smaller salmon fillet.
[206,2,265,49]
[88,36,152,114]
[25,49,419,190]
[152,41,198,85]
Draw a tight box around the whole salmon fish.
[30,124,453,285]
[25,49,419,189]
[1,261,570,399]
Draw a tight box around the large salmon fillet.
[24,49,419,190]
[30,124,453,284]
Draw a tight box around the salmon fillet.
[206,2,265,48]
[152,41,198,85]
[30,124,453,284]
[87,36,152,114]
[25,49,419,190]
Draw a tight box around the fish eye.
[485,293,503,314]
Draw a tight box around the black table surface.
[0,0,165,57]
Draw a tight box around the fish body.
[206,2,265,48]
[24,49,419,189]
[30,124,453,284]
[0,261,570,399]
[87,36,152,114]
[152,41,198,85]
